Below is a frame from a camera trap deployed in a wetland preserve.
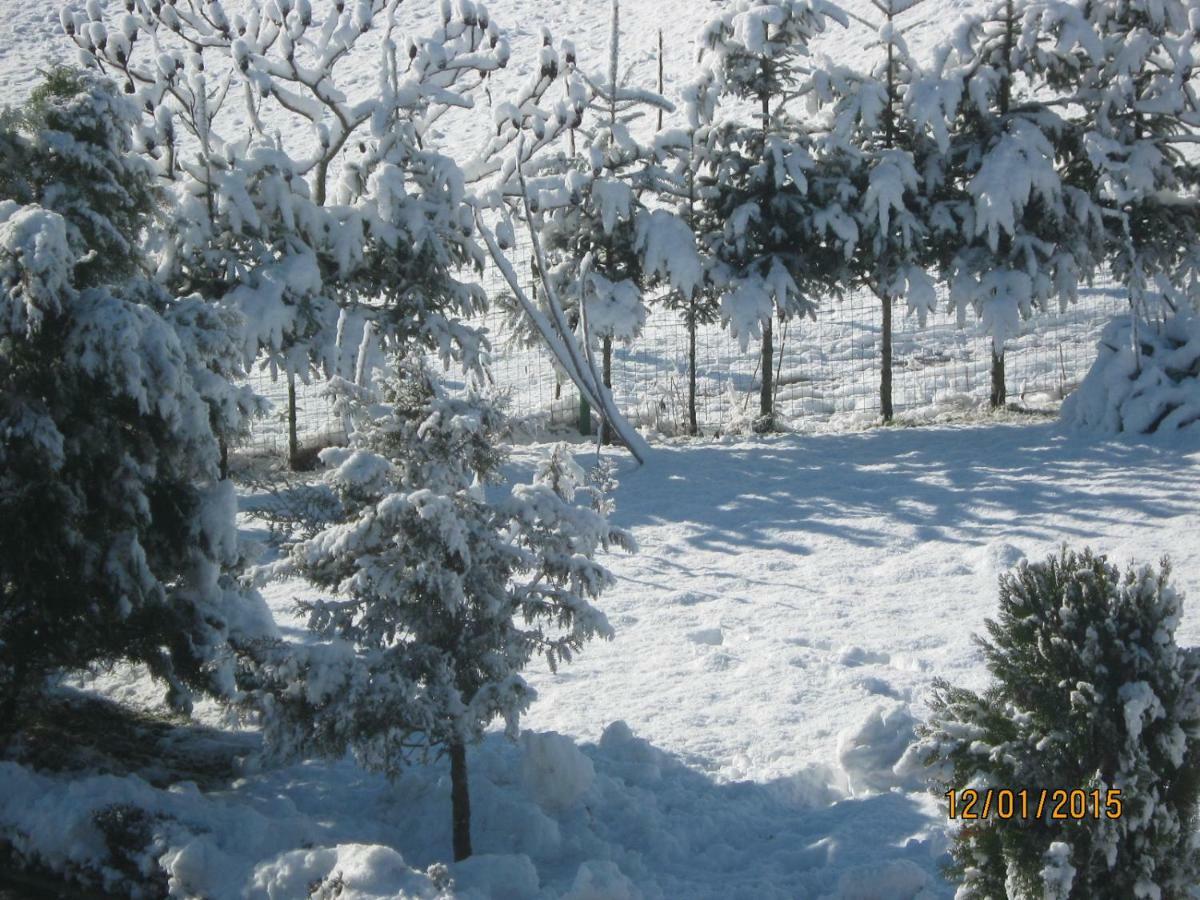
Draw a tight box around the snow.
[5,0,1200,897]
[21,418,1197,898]
[1063,314,1200,434]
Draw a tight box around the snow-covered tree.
[0,70,270,730]
[913,547,1200,898]
[1024,0,1200,326]
[643,88,720,436]
[932,0,1102,407]
[810,0,944,422]
[518,1,694,442]
[696,0,850,431]
[240,361,632,861]
[64,0,508,466]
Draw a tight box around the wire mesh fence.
[232,235,1129,456]
[472,235,1129,436]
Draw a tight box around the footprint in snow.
[687,627,724,646]
[836,645,891,667]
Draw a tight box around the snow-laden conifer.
[695,0,850,430]
[0,70,271,727]
[809,0,943,421]
[240,360,632,861]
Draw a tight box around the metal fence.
[471,237,1128,436]
[232,240,1128,455]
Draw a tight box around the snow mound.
[250,845,442,900]
[450,853,540,900]
[1062,315,1200,434]
[969,540,1026,577]
[837,703,920,796]
[562,860,640,900]
[521,731,596,812]
[827,858,936,900]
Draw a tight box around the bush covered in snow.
[1062,315,1200,434]
[913,547,1200,898]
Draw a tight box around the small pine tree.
[240,361,632,862]
[695,0,849,431]
[915,547,1200,898]
[810,0,943,422]
[0,71,268,727]
[935,0,1104,408]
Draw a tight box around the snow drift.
[1062,315,1200,434]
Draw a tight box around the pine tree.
[529,0,689,442]
[934,0,1105,407]
[0,70,269,729]
[696,0,850,431]
[810,0,942,422]
[643,92,719,436]
[1024,0,1200,325]
[914,548,1200,898]
[239,361,632,862]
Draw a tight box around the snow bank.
[837,703,921,796]
[1062,314,1200,434]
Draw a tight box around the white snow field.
[5,421,1196,898]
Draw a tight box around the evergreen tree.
[642,91,720,436]
[696,0,850,431]
[810,0,943,422]
[914,548,1200,898]
[239,361,632,862]
[934,0,1105,407]
[530,0,690,442]
[0,70,270,729]
[1024,0,1200,324]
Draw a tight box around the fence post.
[578,392,592,435]
[287,371,300,470]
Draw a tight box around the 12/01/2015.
[945,788,1123,821]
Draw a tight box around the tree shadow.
[597,422,1198,558]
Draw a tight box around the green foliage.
[0,70,264,721]
[916,547,1200,898]
[1,66,156,284]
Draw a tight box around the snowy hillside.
[0,0,985,146]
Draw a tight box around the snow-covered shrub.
[1062,315,1200,434]
[913,547,1200,898]
[239,360,633,861]
[0,71,269,726]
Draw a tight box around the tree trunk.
[578,393,592,436]
[880,295,894,422]
[218,436,229,481]
[449,740,472,861]
[687,309,698,436]
[600,336,613,445]
[287,372,300,471]
[0,655,29,743]
[990,342,1007,408]
[759,318,774,428]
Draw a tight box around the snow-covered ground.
[4,2,1195,898]
[10,419,1194,898]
